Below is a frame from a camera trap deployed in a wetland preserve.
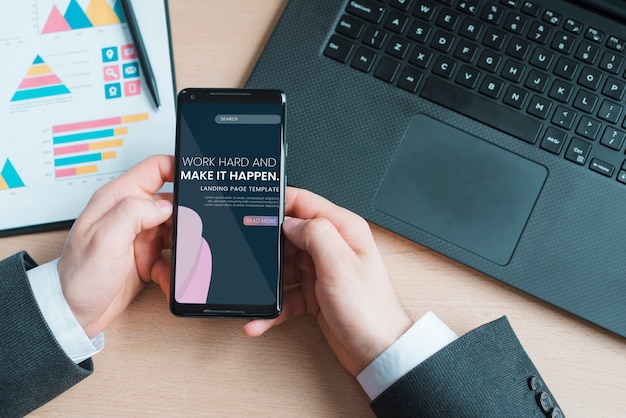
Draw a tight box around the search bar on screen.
[214,114,280,124]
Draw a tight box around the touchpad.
[375,115,547,265]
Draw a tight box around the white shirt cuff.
[26,258,104,364]
[356,311,458,400]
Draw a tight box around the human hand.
[244,187,413,376]
[57,155,174,338]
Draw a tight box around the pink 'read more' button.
[243,216,278,226]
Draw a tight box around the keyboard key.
[575,42,600,65]
[503,13,528,35]
[408,45,433,68]
[501,59,525,82]
[477,50,501,73]
[548,79,573,103]
[385,11,410,33]
[413,0,438,21]
[407,21,431,43]
[346,0,385,23]
[457,0,480,15]
[527,95,552,119]
[529,48,554,70]
[503,85,528,109]
[483,27,507,50]
[542,9,561,26]
[455,65,481,88]
[599,52,624,74]
[363,27,388,49]
[459,18,483,40]
[397,66,424,92]
[521,1,541,17]
[600,127,626,150]
[479,75,504,98]
[602,77,626,101]
[505,38,530,60]
[597,100,623,124]
[431,55,457,78]
[551,32,575,54]
[436,9,460,30]
[351,47,378,72]
[324,35,354,63]
[577,67,602,90]
[525,69,549,92]
[606,35,626,52]
[564,137,592,165]
[336,15,365,39]
[391,0,414,11]
[386,36,411,58]
[540,127,567,154]
[585,27,604,43]
[431,30,455,53]
[374,57,401,82]
[553,57,577,80]
[527,22,551,45]
[480,3,504,25]
[573,90,598,114]
[454,39,478,62]
[551,106,576,129]
[420,76,542,143]
[589,158,615,176]
[575,116,602,140]
[563,18,583,35]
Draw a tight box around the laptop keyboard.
[323,0,626,184]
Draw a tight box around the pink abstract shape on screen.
[175,206,212,303]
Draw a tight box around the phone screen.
[170,88,285,317]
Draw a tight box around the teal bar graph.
[55,153,104,167]
[54,128,116,145]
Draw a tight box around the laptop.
[246,0,626,338]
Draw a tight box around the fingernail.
[282,217,303,231]
[156,199,173,213]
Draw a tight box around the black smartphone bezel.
[170,88,286,318]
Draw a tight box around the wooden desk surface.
[1,1,623,416]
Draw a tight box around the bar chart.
[1,0,176,233]
[52,112,149,179]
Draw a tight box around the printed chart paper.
[0,0,175,234]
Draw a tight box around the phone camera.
[190,94,196,100]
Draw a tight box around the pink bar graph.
[54,143,90,156]
[53,116,123,134]
[56,168,77,178]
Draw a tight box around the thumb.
[94,197,173,247]
[282,217,358,278]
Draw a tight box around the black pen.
[121,0,161,109]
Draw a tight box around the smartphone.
[170,88,286,318]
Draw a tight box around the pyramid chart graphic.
[11,55,71,102]
[0,159,25,190]
[42,0,126,34]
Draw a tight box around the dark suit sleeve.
[0,252,92,418]
[371,317,564,418]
